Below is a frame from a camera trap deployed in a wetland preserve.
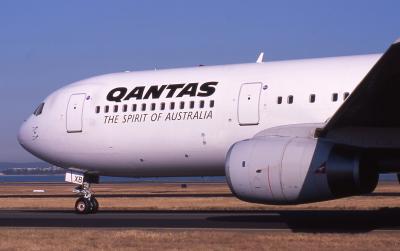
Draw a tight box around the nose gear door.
[66,93,86,133]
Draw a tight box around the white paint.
[65,171,84,185]
[66,93,86,133]
[256,52,264,63]
[237,83,262,125]
[17,54,381,178]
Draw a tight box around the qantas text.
[107,82,218,102]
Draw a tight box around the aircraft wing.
[318,39,400,148]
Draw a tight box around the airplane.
[17,39,400,214]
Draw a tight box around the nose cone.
[18,120,30,149]
[17,118,38,156]
[18,116,51,163]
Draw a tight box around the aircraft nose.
[17,116,49,161]
[17,118,38,155]
[17,120,30,149]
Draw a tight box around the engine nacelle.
[225,125,378,204]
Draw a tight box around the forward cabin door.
[237,83,262,125]
[66,93,86,133]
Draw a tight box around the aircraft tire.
[75,197,91,214]
[90,197,99,214]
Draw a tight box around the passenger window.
[190,101,195,109]
[151,103,156,111]
[344,92,350,100]
[170,102,175,110]
[160,102,165,110]
[199,100,205,108]
[287,95,293,104]
[132,104,137,112]
[95,106,100,114]
[104,105,109,113]
[332,93,338,102]
[210,100,215,108]
[113,105,118,113]
[33,103,45,116]
[180,101,185,109]
[141,103,146,111]
[277,96,282,104]
[123,104,127,112]
[309,94,316,103]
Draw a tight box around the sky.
[0,0,399,162]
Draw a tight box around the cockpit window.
[33,103,45,116]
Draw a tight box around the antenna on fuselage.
[256,52,264,63]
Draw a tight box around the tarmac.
[1,209,400,232]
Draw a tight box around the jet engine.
[225,125,379,204]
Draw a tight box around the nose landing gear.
[65,171,100,214]
[73,183,99,214]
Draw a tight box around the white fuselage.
[18,54,380,177]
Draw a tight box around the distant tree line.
[1,166,64,175]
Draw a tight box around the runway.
[1,209,400,232]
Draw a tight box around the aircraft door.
[66,93,86,133]
[238,83,262,125]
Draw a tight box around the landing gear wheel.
[75,197,91,214]
[90,197,99,213]
[68,173,100,214]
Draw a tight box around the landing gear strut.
[73,182,99,214]
[65,171,100,214]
